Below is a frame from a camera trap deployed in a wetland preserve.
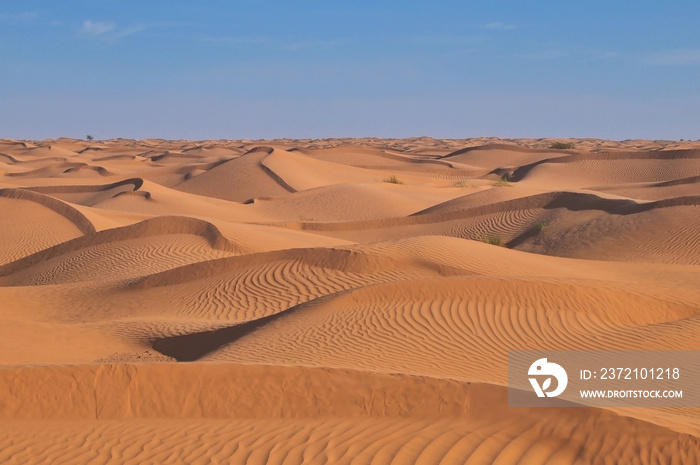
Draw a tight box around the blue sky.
[1,1,699,140]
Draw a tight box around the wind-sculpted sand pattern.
[1,137,699,464]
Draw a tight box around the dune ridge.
[1,137,699,464]
[0,187,96,234]
[268,191,700,232]
[0,215,241,282]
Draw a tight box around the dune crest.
[1,137,699,464]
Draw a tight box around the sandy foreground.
[0,136,699,464]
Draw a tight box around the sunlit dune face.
[0,137,699,464]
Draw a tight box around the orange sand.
[0,137,699,464]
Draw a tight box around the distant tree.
[86,134,94,141]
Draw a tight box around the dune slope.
[1,137,699,464]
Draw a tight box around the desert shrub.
[483,235,503,246]
[550,141,574,149]
[384,174,404,184]
[535,220,549,232]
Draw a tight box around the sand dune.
[0,216,242,284]
[1,365,699,464]
[247,183,470,222]
[174,147,294,202]
[0,196,84,264]
[1,137,699,464]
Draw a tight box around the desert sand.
[0,136,699,464]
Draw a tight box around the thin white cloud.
[113,25,145,39]
[484,22,515,30]
[79,20,143,41]
[642,49,700,66]
[80,20,115,37]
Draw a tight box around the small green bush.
[535,220,549,232]
[384,174,404,184]
[492,178,511,187]
[550,141,574,149]
[483,235,503,246]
